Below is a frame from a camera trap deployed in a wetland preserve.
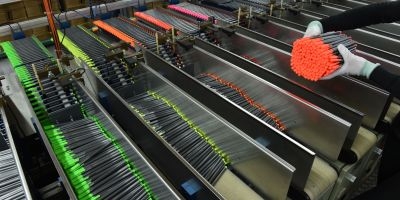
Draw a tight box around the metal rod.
[32,64,44,93]
[43,0,62,59]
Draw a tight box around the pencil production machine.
[0,0,399,199]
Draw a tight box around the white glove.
[321,44,380,80]
[304,21,323,38]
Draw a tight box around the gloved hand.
[304,21,323,38]
[321,44,380,80]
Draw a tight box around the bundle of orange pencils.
[291,32,356,81]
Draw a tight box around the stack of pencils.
[291,31,356,81]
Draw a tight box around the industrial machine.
[0,0,397,199]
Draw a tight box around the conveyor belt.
[130,10,221,46]
[2,38,89,198]
[0,149,26,200]
[135,12,173,31]
[92,20,137,47]
[143,9,199,35]
[102,17,157,49]
[84,61,295,199]
[8,37,53,69]
[40,78,80,117]
[94,17,194,69]
[64,27,109,63]
[175,45,351,160]
[196,73,287,131]
[141,12,383,159]
[59,26,134,91]
[156,8,201,25]
[0,113,29,200]
[59,28,232,199]
[64,26,295,198]
[1,37,180,199]
[144,48,318,190]
[170,2,238,24]
[129,91,228,184]
[1,37,79,120]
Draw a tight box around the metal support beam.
[43,0,62,59]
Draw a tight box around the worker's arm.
[304,1,400,37]
[302,2,400,97]
[369,67,400,100]
[320,44,400,99]
[320,1,400,32]
[323,61,400,99]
